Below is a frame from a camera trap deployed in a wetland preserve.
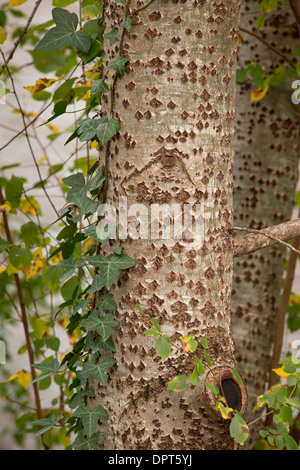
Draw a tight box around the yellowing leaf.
[0,266,7,273]
[216,401,233,419]
[70,326,81,345]
[0,203,13,213]
[251,86,268,102]
[237,34,244,44]
[179,335,197,353]
[8,369,31,389]
[90,140,98,150]
[9,0,28,7]
[0,27,7,45]
[19,197,41,215]
[289,295,300,306]
[272,367,290,378]
[46,123,59,133]
[23,248,45,281]
[38,155,46,164]
[24,77,61,95]
[7,262,19,275]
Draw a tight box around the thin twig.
[0,0,43,76]
[239,26,296,70]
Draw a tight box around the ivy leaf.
[86,253,135,289]
[82,311,119,341]
[77,117,101,142]
[87,275,105,295]
[35,8,91,53]
[155,335,171,361]
[229,412,249,446]
[107,56,130,76]
[32,358,66,383]
[120,18,133,31]
[81,355,116,384]
[95,117,120,145]
[72,431,103,450]
[33,414,62,437]
[0,236,10,253]
[91,79,109,95]
[73,404,108,437]
[98,293,117,311]
[104,29,118,45]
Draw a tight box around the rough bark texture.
[231,0,300,441]
[93,0,242,450]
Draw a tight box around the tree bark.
[231,0,300,442]
[93,0,242,450]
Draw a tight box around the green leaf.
[83,19,102,40]
[82,311,119,341]
[155,335,171,361]
[5,175,24,207]
[231,368,244,386]
[73,404,108,437]
[87,275,105,295]
[167,375,188,392]
[9,246,32,268]
[104,29,118,45]
[20,222,40,248]
[283,434,298,450]
[236,68,247,83]
[230,412,249,446]
[81,356,116,384]
[107,56,130,76]
[35,8,91,53]
[200,337,208,349]
[120,18,133,31]
[43,265,62,293]
[256,13,265,29]
[90,79,109,95]
[0,236,9,253]
[144,329,160,337]
[95,117,120,145]
[72,431,103,450]
[77,117,101,142]
[32,358,66,383]
[86,253,135,289]
[205,383,219,395]
[150,318,161,332]
[98,293,117,311]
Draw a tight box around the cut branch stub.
[204,366,247,418]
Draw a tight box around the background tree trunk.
[93,0,243,450]
[231,0,300,444]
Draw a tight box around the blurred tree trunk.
[232,0,300,446]
[94,0,243,450]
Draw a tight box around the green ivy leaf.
[95,117,120,145]
[120,17,133,31]
[72,431,103,450]
[86,253,135,289]
[104,29,118,45]
[81,355,116,384]
[107,56,130,76]
[90,79,109,95]
[0,236,9,253]
[35,8,91,53]
[82,311,119,341]
[73,404,108,437]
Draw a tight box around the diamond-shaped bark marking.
[184,259,197,270]
[204,266,215,279]
[200,89,211,102]
[167,101,177,110]
[135,110,143,120]
[171,301,188,314]
[181,111,189,120]
[150,98,163,108]
[165,48,175,56]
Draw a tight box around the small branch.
[289,0,300,28]
[233,219,300,257]
[269,237,300,389]
[0,0,43,76]
[239,26,296,71]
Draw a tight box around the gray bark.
[231,0,300,443]
[93,0,242,450]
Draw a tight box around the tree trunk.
[92,0,244,450]
[231,0,300,442]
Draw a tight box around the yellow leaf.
[0,266,6,273]
[251,86,268,102]
[19,197,41,215]
[38,155,46,164]
[70,326,81,345]
[23,247,44,280]
[9,0,28,8]
[7,262,19,275]
[46,123,59,133]
[8,369,31,389]
[272,367,290,378]
[237,34,244,44]
[0,203,12,213]
[0,26,7,44]
[289,295,300,306]
[24,77,61,95]
[216,401,233,419]
[90,140,98,150]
